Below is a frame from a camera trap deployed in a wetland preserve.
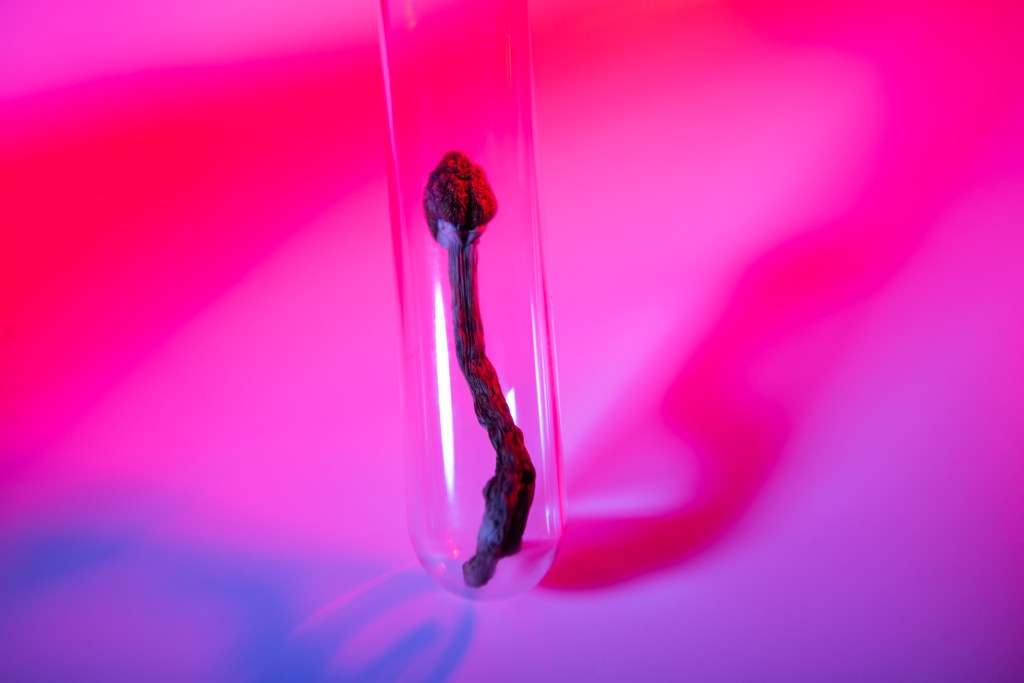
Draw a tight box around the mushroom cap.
[423,151,497,241]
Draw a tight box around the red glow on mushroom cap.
[423,151,498,241]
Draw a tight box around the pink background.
[2,0,1023,680]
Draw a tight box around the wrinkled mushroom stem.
[446,235,536,587]
[424,151,536,588]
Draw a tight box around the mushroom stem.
[445,233,536,587]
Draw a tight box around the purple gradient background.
[2,0,1023,681]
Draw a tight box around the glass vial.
[378,0,563,598]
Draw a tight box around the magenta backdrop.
[2,0,1023,681]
